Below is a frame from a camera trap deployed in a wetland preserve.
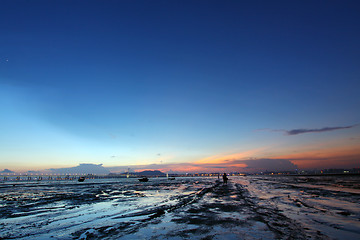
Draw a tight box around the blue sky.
[1,1,360,172]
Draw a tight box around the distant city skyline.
[1,1,360,172]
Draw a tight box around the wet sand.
[1,176,359,239]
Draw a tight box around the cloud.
[285,125,357,135]
[277,144,360,169]
[49,163,110,174]
[195,148,267,165]
[259,124,358,136]
[237,159,298,171]
[106,158,298,173]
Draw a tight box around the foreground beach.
[1,176,359,239]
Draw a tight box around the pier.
[0,173,108,182]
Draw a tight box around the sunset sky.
[1,1,360,173]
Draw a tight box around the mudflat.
[1,176,359,239]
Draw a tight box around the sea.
[1,175,359,239]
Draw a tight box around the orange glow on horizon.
[195,148,266,165]
[276,145,360,169]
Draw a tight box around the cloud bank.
[239,159,298,171]
[49,164,110,174]
[106,158,298,174]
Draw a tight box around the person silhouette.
[222,173,228,184]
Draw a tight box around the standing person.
[222,173,228,184]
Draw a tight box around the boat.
[166,173,175,180]
[78,177,85,182]
[138,177,149,182]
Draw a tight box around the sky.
[1,0,360,173]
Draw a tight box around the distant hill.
[1,169,14,173]
[135,170,166,176]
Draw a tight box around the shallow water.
[235,175,360,240]
[1,175,359,239]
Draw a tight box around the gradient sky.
[1,0,360,173]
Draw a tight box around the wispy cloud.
[259,124,358,136]
[285,125,357,135]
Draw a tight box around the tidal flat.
[1,175,360,239]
